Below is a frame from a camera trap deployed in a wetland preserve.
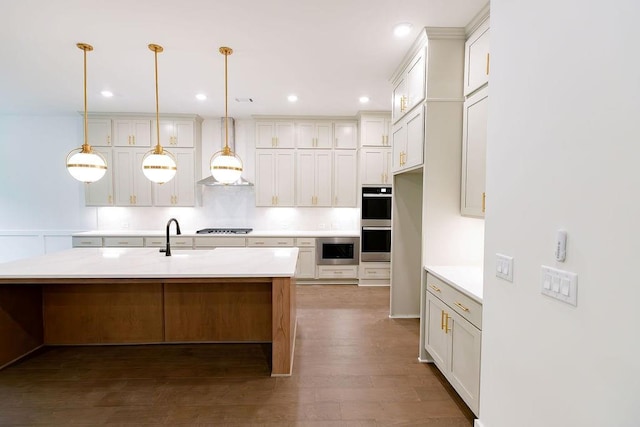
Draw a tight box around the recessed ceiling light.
[288,94,298,102]
[359,96,370,104]
[195,93,207,101]
[100,90,113,98]
[393,22,413,38]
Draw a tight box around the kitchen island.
[0,247,298,376]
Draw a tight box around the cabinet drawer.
[318,265,358,279]
[295,237,316,247]
[193,236,246,248]
[72,236,103,247]
[103,237,144,247]
[426,273,482,329]
[145,237,193,248]
[247,237,294,247]
[359,263,391,280]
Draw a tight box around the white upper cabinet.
[255,149,296,206]
[87,119,112,147]
[461,86,488,217]
[153,148,195,207]
[392,106,424,173]
[84,148,113,206]
[360,148,392,185]
[153,119,195,148]
[296,150,332,207]
[255,121,295,148]
[113,119,151,147]
[113,148,153,206]
[360,114,391,147]
[464,18,490,96]
[333,150,357,207]
[392,48,426,124]
[296,121,332,148]
[333,121,358,149]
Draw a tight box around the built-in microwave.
[316,237,360,265]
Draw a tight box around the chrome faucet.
[160,218,181,256]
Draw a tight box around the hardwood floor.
[0,285,474,426]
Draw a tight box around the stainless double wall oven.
[361,185,392,262]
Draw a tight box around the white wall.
[480,1,640,427]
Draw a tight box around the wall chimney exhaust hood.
[197,117,253,186]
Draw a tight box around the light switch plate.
[496,253,514,282]
[541,265,577,306]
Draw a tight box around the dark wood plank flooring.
[0,285,474,426]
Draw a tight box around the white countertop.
[73,229,360,238]
[425,265,484,303]
[0,247,299,279]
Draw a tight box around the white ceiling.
[0,0,487,118]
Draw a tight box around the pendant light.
[210,47,243,184]
[66,43,107,183]
[142,43,177,184]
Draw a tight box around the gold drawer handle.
[455,301,470,312]
[429,284,441,292]
[441,310,446,331]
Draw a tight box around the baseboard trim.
[388,314,420,319]
[474,419,486,427]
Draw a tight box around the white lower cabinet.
[317,265,358,279]
[145,236,193,248]
[295,238,316,279]
[193,236,247,248]
[72,236,102,247]
[424,273,481,416]
[247,237,294,247]
[358,262,391,285]
[103,237,144,247]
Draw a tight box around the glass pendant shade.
[66,147,107,183]
[210,147,243,184]
[142,148,177,184]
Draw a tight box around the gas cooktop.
[196,228,253,235]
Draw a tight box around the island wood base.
[0,277,296,376]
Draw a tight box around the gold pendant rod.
[76,43,93,152]
[149,44,164,154]
[220,47,233,151]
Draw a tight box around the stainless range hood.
[197,117,253,186]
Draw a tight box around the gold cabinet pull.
[455,301,470,312]
[275,195,278,205]
[482,192,486,213]
[108,195,113,204]
[441,310,446,331]
[444,313,451,334]
[486,53,490,75]
[132,135,136,145]
[107,135,111,145]
[429,284,441,293]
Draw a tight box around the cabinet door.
[156,120,175,147]
[361,116,390,147]
[406,49,426,111]
[87,119,112,146]
[360,149,385,185]
[132,120,151,146]
[296,151,316,206]
[383,149,392,185]
[448,311,482,415]
[153,149,194,206]
[461,87,488,217]
[391,123,406,173]
[392,76,406,123]
[174,121,194,147]
[296,247,316,279]
[256,122,276,148]
[404,106,424,170]
[84,149,113,206]
[334,122,357,149]
[296,123,316,148]
[333,151,357,207]
[132,148,153,205]
[274,150,295,206]
[315,151,332,206]
[255,150,276,206]
[464,20,490,96]
[114,120,134,146]
[275,122,295,148]
[425,292,448,369]
[315,122,333,148]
